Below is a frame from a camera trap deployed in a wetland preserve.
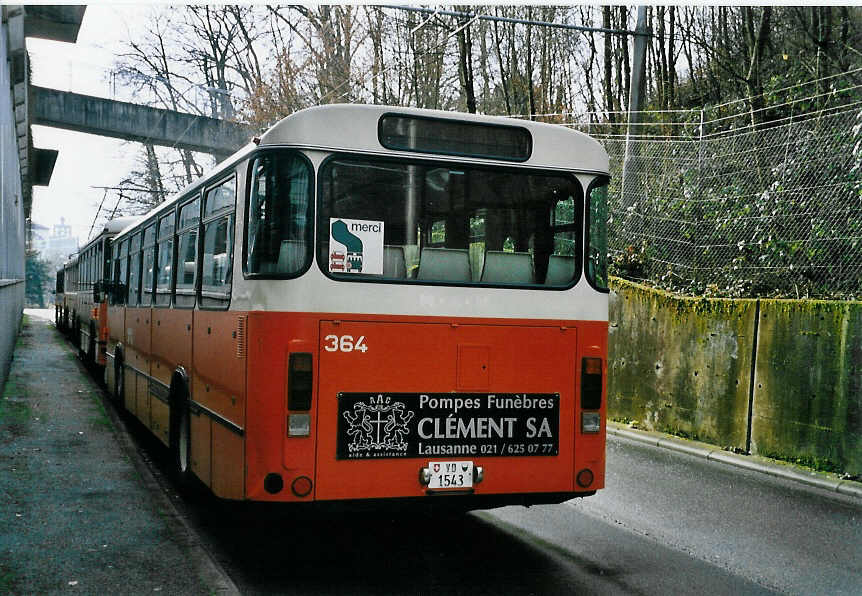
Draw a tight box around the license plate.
[428,461,473,490]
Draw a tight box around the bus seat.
[212,253,226,281]
[384,245,406,278]
[545,254,575,285]
[278,239,307,273]
[417,248,471,282]
[480,251,535,284]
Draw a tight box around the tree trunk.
[491,11,512,115]
[745,7,772,126]
[602,6,615,122]
[526,8,536,119]
[457,19,477,113]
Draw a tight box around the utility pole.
[621,6,648,211]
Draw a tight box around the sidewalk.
[608,422,862,501]
[0,310,233,594]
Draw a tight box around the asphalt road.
[137,428,861,595]
[487,437,862,595]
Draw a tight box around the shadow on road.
[123,417,586,595]
[192,503,578,595]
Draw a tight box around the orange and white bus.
[103,104,610,509]
[57,217,139,366]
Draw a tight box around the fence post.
[697,109,704,275]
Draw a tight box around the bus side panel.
[105,305,125,390]
[190,410,212,487]
[192,309,247,499]
[75,293,87,353]
[211,423,244,499]
[151,308,193,383]
[150,308,194,446]
[125,307,152,425]
[245,312,318,502]
[96,302,109,366]
[575,320,608,492]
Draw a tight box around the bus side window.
[201,177,235,308]
[156,211,175,307]
[128,232,142,306]
[175,197,200,308]
[117,239,129,305]
[141,224,156,307]
[586,180,609,290]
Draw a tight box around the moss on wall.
[608,279,755,449]
[609,279,862,474]
[752,300,862,475]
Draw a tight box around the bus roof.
[260,104,610,175]
[80,215,142,252]
[114,104,610,241]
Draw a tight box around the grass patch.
[1,378,19,399]
[659,425,702,442]
[0,380,30,425]
[758,450,843,475]
[82,387,111,429]
[0,565,17,593]
[0,397,31,426]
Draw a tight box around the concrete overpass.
[31,86,251,160]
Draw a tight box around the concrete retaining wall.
[0,281,24,389]
[752,300,862,474]
[609,279,862,475]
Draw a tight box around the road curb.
[607,423,862,501]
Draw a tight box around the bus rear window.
[318,157,581,287]
[379,115,531,161]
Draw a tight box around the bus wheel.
[170,393,192,484]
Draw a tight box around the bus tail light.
[581,357,603,410]
[288,353,313,438]
[288,353,313,411]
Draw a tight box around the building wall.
[0,21,25,390]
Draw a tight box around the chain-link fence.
[540,90,862,299]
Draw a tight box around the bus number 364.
[323,335,368,353]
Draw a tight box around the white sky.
[29,4,156,246]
